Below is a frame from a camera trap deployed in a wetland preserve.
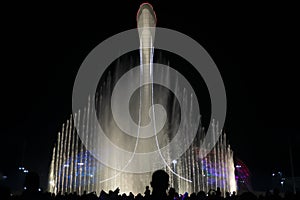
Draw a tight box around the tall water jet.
[137,4,156,126]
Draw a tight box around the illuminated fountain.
[48,3,236,196]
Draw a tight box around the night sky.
[1,1,299,192]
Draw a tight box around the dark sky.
[0,1,299,192]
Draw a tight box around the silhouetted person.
[190,192,197,200]
[197,191,206,200]
[150,170,169,200]
[129,192,134,200]
[136,193,143,200]
[167,187,176,200]
[225,191,231,200]
[216,187,222,199]
[144,186,151,199]
[232,191,237,200]
[182,192,188,200]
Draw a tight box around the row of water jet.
[48,91,155,195]
[48,92,236,195]
[166,120,236,195]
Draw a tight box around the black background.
[0,0,299,192]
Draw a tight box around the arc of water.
[148,45,192,183]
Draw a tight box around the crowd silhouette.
[0,170,298,200]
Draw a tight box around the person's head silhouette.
[150,170,169,199]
